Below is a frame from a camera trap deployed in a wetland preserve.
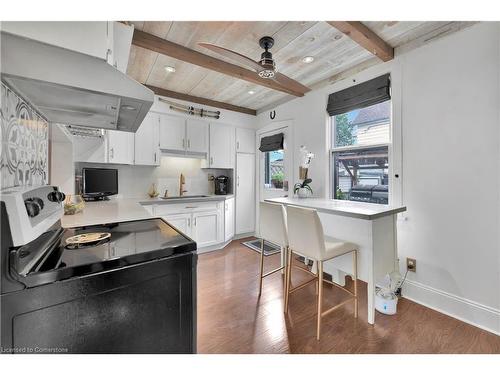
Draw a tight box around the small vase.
[297,187,310,198]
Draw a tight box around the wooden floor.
[197,238,500,354]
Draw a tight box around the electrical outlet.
[406,258,416,272]
[207,174,214,181]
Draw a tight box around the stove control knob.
[25,199,41,218]
[47,191,66,203]
[32,197,44,210]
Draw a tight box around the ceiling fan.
[198,36,311,96]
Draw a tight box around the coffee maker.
[214,176,229,195]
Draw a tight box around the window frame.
[329,100,393,205]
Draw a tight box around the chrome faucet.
[179,174,188,196]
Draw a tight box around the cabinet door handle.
[182,139,185,149]
[236,141,239,150]
[110,148,114,159]
[154,152,156,163]
[237,176,240,187]
[188,217,190,227]
[193,217,197,226]
[187,139,191,149]
[210,157,213,165]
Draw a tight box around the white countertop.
[264,197,406,220]
[61,195,234,228]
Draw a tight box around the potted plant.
[294,178,313,198]
[271,171,284,189]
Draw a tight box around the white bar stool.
[285,205,358,340]
[258,202,288,295]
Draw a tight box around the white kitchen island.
[265,197,406,325]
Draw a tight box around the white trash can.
[375,287,398,315]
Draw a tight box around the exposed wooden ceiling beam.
[147,85,257,116]
[327,21,394,62]
[132,29,305,97]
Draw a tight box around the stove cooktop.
[12,218,196,287]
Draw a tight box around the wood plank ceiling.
[126,21,463,114]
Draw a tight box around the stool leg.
[284,248,292,313]
[316,261,323,340]
[353,250,358,319]
[258,238,265,295]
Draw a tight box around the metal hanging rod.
[158,97,221,119]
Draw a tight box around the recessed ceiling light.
[248,90,255,95]
[302,56,315,64]
[164,66,176,73]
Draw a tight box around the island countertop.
[61,195,234,228]
[264,197,406,220]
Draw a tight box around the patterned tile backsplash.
[0,82,49,189]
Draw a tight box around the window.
[331,100,391,204]
[264,149,284,189]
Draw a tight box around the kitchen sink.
[160,195,211,200]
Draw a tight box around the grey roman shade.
[259,133,284,152]
[326,74,391,116]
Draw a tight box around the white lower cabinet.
[163,213,192,237]
[156,200,227,251]
[224,197,235,242]
[192,211,220,248]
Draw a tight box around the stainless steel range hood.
[1,31,154,132]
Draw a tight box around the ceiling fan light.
[258,57,276,79]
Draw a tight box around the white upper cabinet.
[2,21,109,60]
[209,124,235,169]
[135,112,160,166]
[108,22,134,73]
[236,128,255,154]
[186,119,209,154]
[73,135,108,163]
[1,21,133,72]
[108,130,134,165]
[159,115,186,152]
[159,115,209,156]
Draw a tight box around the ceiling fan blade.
[198,42,264,72]
[272,72,311,95]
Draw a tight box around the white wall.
[76,156,230,199]
[256,22,500,334]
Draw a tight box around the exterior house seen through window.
[264,150,284,189]
[331,100,391,204]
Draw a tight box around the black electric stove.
[1,186,197,354]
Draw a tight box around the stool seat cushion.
[322,236,358,260]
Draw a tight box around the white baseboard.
[233,232,255,240]
[403,279,500,336]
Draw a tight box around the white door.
[186,119,208,153]
[209,124,235,168]
[108,130,134,164]
[224,197,235,242]
[236,128,255,154]
[258,125,291,203]
[135,112,160,166]
[236,153,255,234]
[159,115,186,151]
[192,211,219,247]
[163,213,192,237]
